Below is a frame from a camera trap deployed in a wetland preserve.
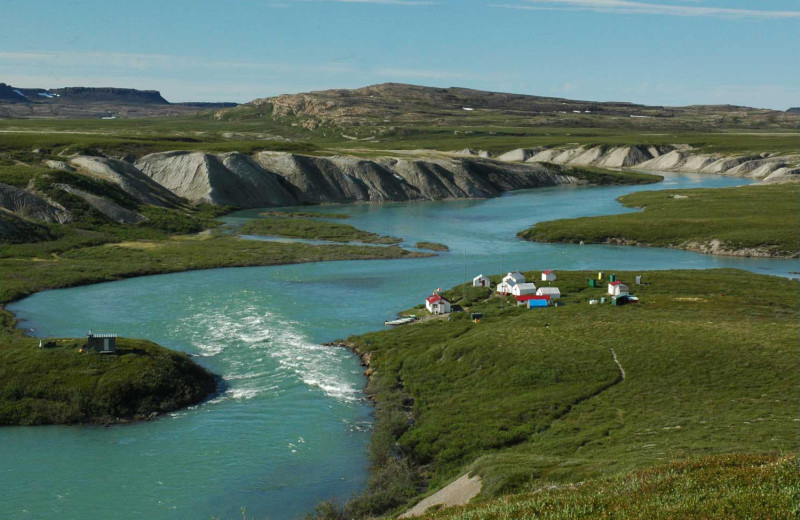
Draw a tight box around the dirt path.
[610,348,625,380]
[400,473,482,518]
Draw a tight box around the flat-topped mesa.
[494,144,799,183]
[130,151,588,208]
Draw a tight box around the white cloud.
[494,0,800,19]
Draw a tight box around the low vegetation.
[0,337,216,425]
[258,210,350,219]
[519,184,800,258]
[313,269,798,518]
[239,216,401,244]
[421,453,799,520]
[552,164,662,185]
[415,242,450,252]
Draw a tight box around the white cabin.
[541,270,557,282]
[536,287,561,300]
[425,294,451,315]
[472,274,491,288]
[503,271,526,285]
[511,283,538,296]
[497,281,521,294]
[608,282,629,296]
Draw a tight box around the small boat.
[384,315,417,327]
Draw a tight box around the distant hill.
[0,83,238,118]
[220,82,798,133]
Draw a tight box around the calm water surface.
[3,173,798,520]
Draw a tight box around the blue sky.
[1,0,798,108]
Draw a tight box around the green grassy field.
[239,216,401,244]
[1,113,798,162]
[314,269,799,518]
[519,184,800,258]
[421,453,799,520]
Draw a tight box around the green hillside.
[319,269,799,518]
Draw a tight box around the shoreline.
[525,236,800,260]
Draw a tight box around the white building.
[536,287,561,300]
[541,270,557,282]
[511,283,538,296]
[425,293,451,314]
[472,274,491,288]
[503,271,526,285]
[496,281,515,294]
[608,282,629,296]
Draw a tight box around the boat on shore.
[384,315,417,327]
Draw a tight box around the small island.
[0,333,216,425]
[415,241,450,252]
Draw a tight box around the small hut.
[541,270,557,282]
[425,294,451,315]
[472,274,491,288]
[87,331,117,354]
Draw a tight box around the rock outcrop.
[129,151,584,207]
[0,182,70,223]
[496,144,800,183]
[56,184,147,224]
[135,151,298,207]
[0,208,53,243]
[69,156,185,208]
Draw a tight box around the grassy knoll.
[239,216,401,244]
[415,242,450,252]
[421,453,799,520]
[519,184,800,258]
[315,269,798,518]
[0,337,216,425]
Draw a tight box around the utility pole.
[463,248,467,304]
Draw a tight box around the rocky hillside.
[133,152,595,206]
[0,83,238,118]
[225,83,798,133]
[491,145,800,183]
[0,150,657,243]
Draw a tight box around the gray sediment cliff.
[130,151,587,207]
[496,144,799,183]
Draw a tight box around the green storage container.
[589,279,597,287]
[609,274,617,282]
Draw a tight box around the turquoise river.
[3,173,798,520]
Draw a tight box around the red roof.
[426,294,446,304]
[609,281,623,286]
[543,270,552,274]
[515,294,551,302]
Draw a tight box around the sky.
[1,0,798,109]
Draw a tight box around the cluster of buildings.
[423,270,641,316]
[425,270,562,315]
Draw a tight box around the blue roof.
[528,299,548,308]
